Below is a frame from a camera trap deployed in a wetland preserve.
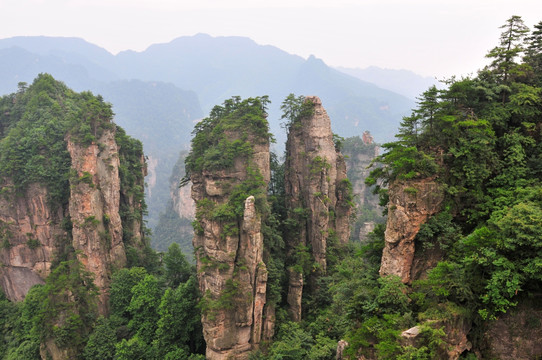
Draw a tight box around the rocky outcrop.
[172,179,196,220]
[0,126,146,315]
[284,96,352,321]
[0,75,147,360]
[400,314,471,360]
[342,132,381,242]
[0,183,62,301]
[336,340,349,360]
[67,129,127,313]
[482,296,542,359]
[191,132,271,359]
[380,179,444,283]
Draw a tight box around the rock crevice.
[191,130,271,359]
[284,96,351,321]
[380,179,444,284]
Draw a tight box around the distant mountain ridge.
[0,34,415,142]
[0,34,416,242]
[336,65,443,100]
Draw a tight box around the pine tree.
[525,21,542,85]
[486,15,530,84]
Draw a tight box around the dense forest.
[0,15,541,360]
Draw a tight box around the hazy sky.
[1,0,541,78]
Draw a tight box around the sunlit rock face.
[191,130,271,360]
[0,127,146,316]
[380,179,444,284]
[284,96,352,321]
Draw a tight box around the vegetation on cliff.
[0,75,197,359]
[2,15,541,359]
[352,15,542,358]
[0,74,113,208]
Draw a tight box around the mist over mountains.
[336,65,442,100]
[0,34,417,237]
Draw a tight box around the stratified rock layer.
[0,128,145,316]
[482,297,542,360]
[191,137,270,360]
[284,96,351,321]
[380,179,444,283]
[67,129,127,313]
[0,183,61,301]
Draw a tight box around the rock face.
[67,129,127,313]
[482,297,542,360]
[342,132,381,242]
[380,179,444,283]
[191,133,271,359]
[0,126,145,315]
[172,179,196,220]
[0,183,61,301]
[284,96,352,321]
[400,314,471,360]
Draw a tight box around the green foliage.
[163,243,193,287]
[107,265,204,358]
[415,210,461,251]
[263,321,336,360]
[41,260,98,351]
[83,317,116,360]
[154,276,205,357]
[127,274,161,340]
[115,335,153,360]
[280,93,315,130]
[486,15,530,84]
[116,125,149,250]
[0,74,116,209]
[184,95,272,178]
[110,267,148,321]
[26,237,41,249]
[348,16,542,356]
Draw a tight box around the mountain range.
[0,34,419,241]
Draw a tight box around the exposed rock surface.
[0,128,145,317]
[400,314,471,360]
[284,96,352,321]
[380,179,444,283]
[67,129,127,313]
[0,183,61,301]
[482,296,542,360]
[342,133,381,242]
[336,339,349,360]
[191,134,270,359]
[172,179,196,220]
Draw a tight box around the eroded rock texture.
[0,128,145,316]
[191,135,270,360]
[380,179,444,284]
[67,129,127,313]
[342,131,381,242]
[482,297,542,360]
[284,96,352,321]
[0,183,61,301]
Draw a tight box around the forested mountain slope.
[0,74,154,359]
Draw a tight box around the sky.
[1,0,542,79]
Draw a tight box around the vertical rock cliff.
[0,183,61,301]
[187,97,272,359]
[341,132,383,242]
[0,74,147,358]
[152,150,196,255]
[67,129,127,312]
[380,179,444,283]
[284,96,352,321]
